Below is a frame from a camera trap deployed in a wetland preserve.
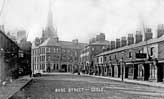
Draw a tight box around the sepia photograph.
[0,0,164,99]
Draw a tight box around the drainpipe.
[121,57,124,82]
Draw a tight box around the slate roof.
[39,38,61,47]
[39,37,87,49]
[89,40,109,46]
[97,36,164,57]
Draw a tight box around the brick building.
[96,25,164,82]
[80,33,109,74]
[32,38,86,74]
[0,30,20,82]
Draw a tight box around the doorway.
[61,64,67,72]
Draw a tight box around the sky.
[0,0,164,43]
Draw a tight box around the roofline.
[39,39,87,47]
[97,36,164,57]
[0,30,20,49]
[88,43,109,46]
[83,43,109,47]
[32,45,84,50]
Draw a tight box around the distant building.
[0,25,5,33]
[18,38,32,76]
[80,33,109,74]
[17,30,26,43]
[31,2,87,74]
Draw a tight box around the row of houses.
[82,24,164,82]
[0,30,20,82]
[0,30,31,82]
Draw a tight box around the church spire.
[47,0,53,28]
[44,0,58,39]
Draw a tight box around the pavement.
[0,76,32,99]
[81,73,164,88]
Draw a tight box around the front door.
[62,64,67,72]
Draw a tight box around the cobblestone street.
[10,74,164,99]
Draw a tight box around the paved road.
[10,74,164,99]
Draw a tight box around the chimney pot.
[121,37,127,47]
[135,31,142,43]
[144,28,153,41]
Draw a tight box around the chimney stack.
[96,33,105,41]
[110,41,115,50]
[121,37,127,47]
[96,35,99,41]
[72,39,78,44]
[89,38,96,44]
[99,33,105,41]
[144,28,153,41]
[135,31,142,43]
[116,38,120,48]
[127,34,134,45]
[157,24,164,38]
[107,42,111,50]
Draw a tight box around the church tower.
[42,0,58,41]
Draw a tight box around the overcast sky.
[0,0,164,43]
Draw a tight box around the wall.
[0,31,19,81]
[158,41,164,60]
